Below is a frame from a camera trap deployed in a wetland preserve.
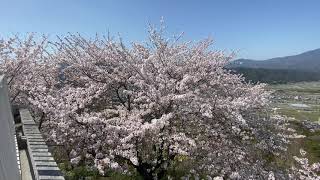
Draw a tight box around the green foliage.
[290,121,320,163]
[58,162,99,180]
[304,136,320,163]
[102,170,143,180]
[164,156,193,179]
[58,161,143,180]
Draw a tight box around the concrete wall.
[0,75,20,180]
[20,109,65,180]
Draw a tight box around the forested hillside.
[231,67,320,84]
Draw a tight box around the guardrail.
[0,75,65,180]
[0,75,21,180]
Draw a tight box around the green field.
[270,81,320,122]
[269,81,320,164]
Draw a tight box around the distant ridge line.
[230,48,320,72]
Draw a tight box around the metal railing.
[0,75,64,180]
[0,75,21,180]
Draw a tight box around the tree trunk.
[136,165,154,180]
[38,112,45,129]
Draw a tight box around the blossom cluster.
[1,24,318,179]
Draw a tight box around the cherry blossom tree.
[1,24,319,179]
[0,34,60,128]
[36,25,277,179]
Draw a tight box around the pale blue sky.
[0,0,319,59]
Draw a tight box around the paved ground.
[20,150,33,180]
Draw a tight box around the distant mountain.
[230,48,320,72]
